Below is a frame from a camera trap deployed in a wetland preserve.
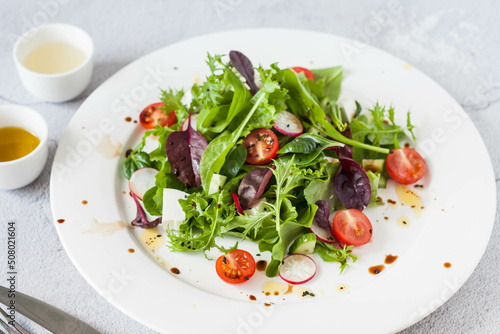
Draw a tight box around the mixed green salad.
[124,51,426,284]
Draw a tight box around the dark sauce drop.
[368,265,385,275]
[170,267,180,275]
[384,254,398,265]
[128,248,135,253]
[444,262,452,268]
[57,219,65,224]
[256,260,267,272]
[125,117,132,122]
[264,303,272,307]
[82,200,88,205]
[249,295,256,301]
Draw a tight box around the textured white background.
[1,0,499,333]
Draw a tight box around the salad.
[123,51,426,284]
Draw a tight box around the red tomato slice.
[242,128,279,165]
[139,102,176,130]
[215,249,256,284]
[386,148,426,184]
[332,209,373,247]
[291,67,314,81]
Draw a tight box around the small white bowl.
[0,105,49,190]
[13,23,94,103]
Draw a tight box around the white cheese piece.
[324,157,340,164]
[243,197,267,216]
[162,188,189,231]
[142,135,160,154]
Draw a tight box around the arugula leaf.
[198,65,252,134]
[315,241,357,274]
[160,88,189,124]
[274,67,389,154]
[350,103,415,160]
[166,189,236,254]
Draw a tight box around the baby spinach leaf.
[220,144,247,180]
[123,152,153,180]
[278,133,343,166]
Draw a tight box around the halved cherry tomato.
[332,209,373,247]
[139,102,176,130]
[386,148,426,184]
[215,249,256,284]
[291,67,314,81]
[242,128,279,165]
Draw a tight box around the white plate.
[50,29,496,334]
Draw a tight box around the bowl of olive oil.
[13,23,94,102]
[0,105,48,190]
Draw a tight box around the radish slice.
[279,254,316,285]
[273,111,303,137]
[129,167,158,200]
[309,219,336,244]
[232,193,245,215]
[181,114,198,131]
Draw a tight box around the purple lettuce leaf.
[165,117,208,187]
[334,157,371,211]
[314,200,331,230]
[238,166,274,209]
[131,193,162,229]
[229,50,259,95]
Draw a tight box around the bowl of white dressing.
[13,23,94,102]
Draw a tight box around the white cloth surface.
[0,0,499,333]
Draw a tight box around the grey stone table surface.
[1,0,499,333]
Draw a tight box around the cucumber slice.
[208,173,227,195]
[378,174,387,189]
[362,159,385,173]
[289,233,317,255]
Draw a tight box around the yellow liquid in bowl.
[0,127,40,162]
[23,42,86,74]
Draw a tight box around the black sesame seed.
[170,141,174,145]
[244,276,249,280]
[255,154,259,158]
[180,156,186,161]
[223,256,227,264]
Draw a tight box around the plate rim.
[49,27,498,334]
